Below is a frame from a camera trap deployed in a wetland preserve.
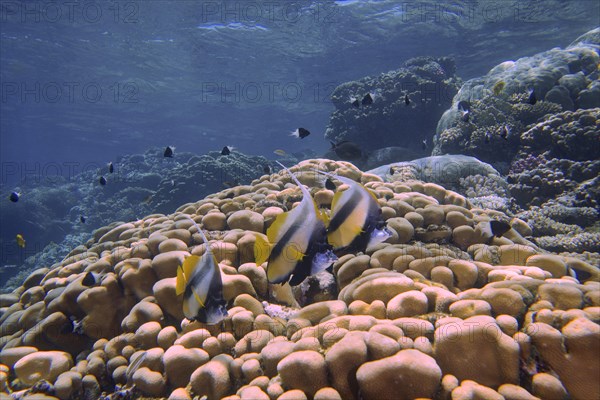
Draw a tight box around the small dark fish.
[164,146,174,158]
[221,146,232,156]
[330,140,363,161]
[500,125,509,140]
[108,162,114,174]
[484,132,491,144]
[457,100,471,112]
[350,97,360,108]
[490,220,511,237]
[99,176,107,186]
[80,216,86,223]
[290,128,310,139]
[9,191,19,202]
[389,166,396,175]
[142,194,153,205]
[528,89,537,105]
[361,93,374,105]
[404,94,411,106]
[421,139,428,150]
[81,271,97,287]
[325,178,336,191]
[262,164,272,174]
[461,110,470,122]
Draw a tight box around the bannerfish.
[274,149,287,156]
[350,96,360,108]
[457,100,471,112]
[254,162,337,286]
[164,146,174,158]
[99,176,107,186]
[405,94,411,106]
[16,234,26,248]
[528,88,537,105]
[422,138,428,150]
[80,216,86,223]
[330,140,363,161]
[361,93,375,105]
[9,192,20,202]
[221,146,233,156]
[108,162,114,174]
[315,170,392,251]
[176,216,228,324]
[290,128,310,139]
[500,125,510,140]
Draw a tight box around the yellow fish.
[254,162,337,286]
[316,170,391,251]
[16,234,26,248]
[176,216,228,324]
[273,149,287,156]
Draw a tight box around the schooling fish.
[221,146,234,156]
[477,219,512,243]
[325,178,336,191]
[274,149,287,157]
[330,140,363,161]
[405,94,411,106]
[254,162,337,286]
[80,215,87,223]
[262,164,272,174]
[528,88,537,105]
[361,93,375,105]
[176,216,228,324]
[457,100,471,112]
[16,234,26,248]
[500,125,510,140]
[9,191,20,202]
[422,138,428,150]
[461,110,470,123]
[484,132,491,144]
[290,128,311,139]
[315,170,392,251]
[99,176,107,186]
[350,96,360,108]
[108,162,114,174]
[164,146,174,158]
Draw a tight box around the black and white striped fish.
[176,216,228,324]
[316,170,391,251]
[254,162,337,286]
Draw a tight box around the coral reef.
[1,160,598,400]
[0,149,274,291]
[433,27,599,166]
[325,57,462,158]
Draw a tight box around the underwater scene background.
[0,1,599,399]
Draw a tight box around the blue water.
[0,0,598,274]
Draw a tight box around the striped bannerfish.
[254,162,337,286]
[176,216,228,324]
[316,169,391,251]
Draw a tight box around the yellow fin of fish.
[284,243,305,261]
[254,234,271,265]
[176,265,186,296]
